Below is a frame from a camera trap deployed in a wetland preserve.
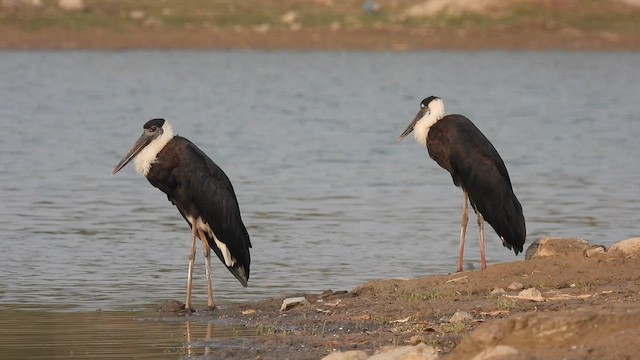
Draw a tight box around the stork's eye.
[149,126,156,132]
[420,104,425,109]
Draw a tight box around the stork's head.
[112,118,174,176]
[398,96,445,147]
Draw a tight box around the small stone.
[491,288,506,295]
[281,10,298,24]
[518,288,543,301]
[449,310,474,323]
[584,245,607,257]
[408,334,424,345]
[158,299,185,312]
[471,345,521,360]
[58,0,83,11]
[1,0,41,8]
[280,297,308,311]
[253,23,271,34]
[321,350,368,360]
[507,282,524,291]
[129,10,146,20]
[368,343,440,360]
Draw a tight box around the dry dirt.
[178,246,640,360]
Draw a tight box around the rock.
[322,350,368,360]
[524,237,590,260]
[241,308,256,315]
[1,0,41,8]
[448,304,640,359]
[368,343,439,360]
[517,288,543,301]
[408,335,424,345]
[280,296,308,311]
[449,310,474,323]
[405,0,504,17]
[58,0,83,11]
[253,23,271,34]
[616,0,640,7]
[608,238,640,258]
[281,10,298,24]
[158,299,185,312]
[129,9,146,20]
[583,244,607,257]
[470,345,522,360]
[490,288,505,295]
[507,282,524,291]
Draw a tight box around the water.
[0,50,639,356]
[0,306,255,359]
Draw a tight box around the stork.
[112,119,251,311]
[398,96,525,272]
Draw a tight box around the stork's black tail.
[480,190,526,255]
[228,264,249,288]
[469,183,526,255]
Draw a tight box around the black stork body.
[398,96,525,272]
[112,119,251,311]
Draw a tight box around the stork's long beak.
[112,133,153,175]
[398,111,422,142]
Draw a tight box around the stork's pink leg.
[477,213,486,270]
[185,226,197,312]
[197,229,216,310]
[458,191,469,272]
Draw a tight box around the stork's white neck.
[134,121,174,176]
[414,98,445,148]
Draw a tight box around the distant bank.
[2,26,639,51]
[1,0,639,50]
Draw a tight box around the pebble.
[507,282,524,291]
[449,310,474,323]
[518,288,543,301]
[322,350,368,360]
[584,245,607,257]
[280,297,308,311]
[470,345,521,360]
[368,343,440,360]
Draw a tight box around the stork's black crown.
[420,96,440,108]
[144,118,165,129]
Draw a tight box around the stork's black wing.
[447,117,526,254]
[181,138,252,285]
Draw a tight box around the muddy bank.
[1,0,639,50]
[194,237,640,359]
[1,26,640,51]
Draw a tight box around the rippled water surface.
[0,50,639,357]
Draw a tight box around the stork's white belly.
[187,216,236,267]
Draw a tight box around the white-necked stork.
[112,119,251,311]
[398,96,525,272]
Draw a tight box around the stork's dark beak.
[112,132,153,175]
[398,111,423,142]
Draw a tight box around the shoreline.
[4,238,640,359]
[2,27,639,51]
[207,237,640,359]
